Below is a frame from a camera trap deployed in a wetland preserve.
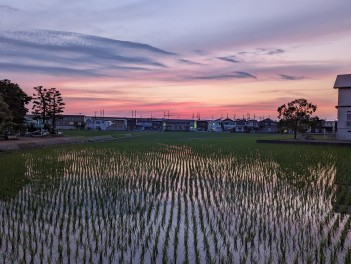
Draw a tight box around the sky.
[1,0,351,120]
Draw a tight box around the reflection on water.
[0,145,349,263]
[333,183,351,214]
[0,154,29,200]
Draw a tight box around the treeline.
[0,79,65,135]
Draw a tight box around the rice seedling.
[0,134,350,262]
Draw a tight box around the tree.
[0,79,31,127]
[32,86,65,132]
[277,98,318,139]
[0,95,14,134]
[32,86,50,128]
[47,88,65,131]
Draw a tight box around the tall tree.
[277,98,318,139]
[0,79,31,126]
[47,88,65,131]
[32,86,50,127]
[0,95,13,134]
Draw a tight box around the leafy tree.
[32,86,50,128]
[277,98,318,139]
[0,95,14,134]
[0,79,31,126]
[47,88,65,131]
[32,86,65,132]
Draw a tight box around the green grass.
[0,132,350,200]
[0,132,351,262]
[61,129,130,137]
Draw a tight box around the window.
[347,113,351,128]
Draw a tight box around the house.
[309,119,336,134]
[221,118,235,131]
[258,118,278,133]
[55,115,86,130]
[136,118,152,131]
[334,74,351,140]
[107,118,127,131]
[324,120,336,133]
[25,114,86,130]
[208,119,223,132]
[151,120,163,131]
[85,117,113,131]
[232,119,246,132]
[163,119,195,132]
[196,120,208,131]
[245,119,259,133]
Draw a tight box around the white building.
[221,118,235,131]
[208,119,223,132]
[85,117,114,131]
[334,74,351,140]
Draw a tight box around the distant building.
[25,114,85,130]
[245,119,259,133]
[196,120,208,131]
[258,118,277,133]
[334,74,351,140]
[162,119,196,132]
[232,119,246,132]
[56,115,85,130]
[86,117,113,131]
[208,119,223,132]
[221,118,235,131]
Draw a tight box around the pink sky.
[1,1,350,120]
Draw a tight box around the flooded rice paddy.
[0,143,350,263]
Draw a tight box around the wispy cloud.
[179,59,203,65]
[259,48,285,55]
[217,56,240,63]
[193,49,207,56]
[239,48,285,56]
[0,30,175,77]
[0,5,19,12]
[278,74,304,80]
[185,71,257,81]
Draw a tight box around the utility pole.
[164,111,173,119]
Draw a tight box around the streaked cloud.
[178,59,203,65]
[0,4,19,12]
[185,71,257,81]
[217,56,240,63]
[1,0,350,120]
[0,30,175,77]
[279,74,304,81]
[259,48,285,55]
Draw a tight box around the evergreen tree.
[47,88,65,131]
[32,86,65,132]
[32,86,50,127]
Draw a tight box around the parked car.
[31,130,50,137]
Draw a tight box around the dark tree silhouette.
[47,88,65,131]
[32,86,65,132]
[0,79,31,126]
[277,98,318,139]
[32,86,50,127]
[0,95,13,134]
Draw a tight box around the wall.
[337,89,351,140]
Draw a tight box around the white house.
[221,118,235,131]
[334,74,351,140]
[85,117,114,131]
[208,119,223,132]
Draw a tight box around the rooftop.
[334,74,351,89]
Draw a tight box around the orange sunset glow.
[1,1,351,120]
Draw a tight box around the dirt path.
[0,135,118,152]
